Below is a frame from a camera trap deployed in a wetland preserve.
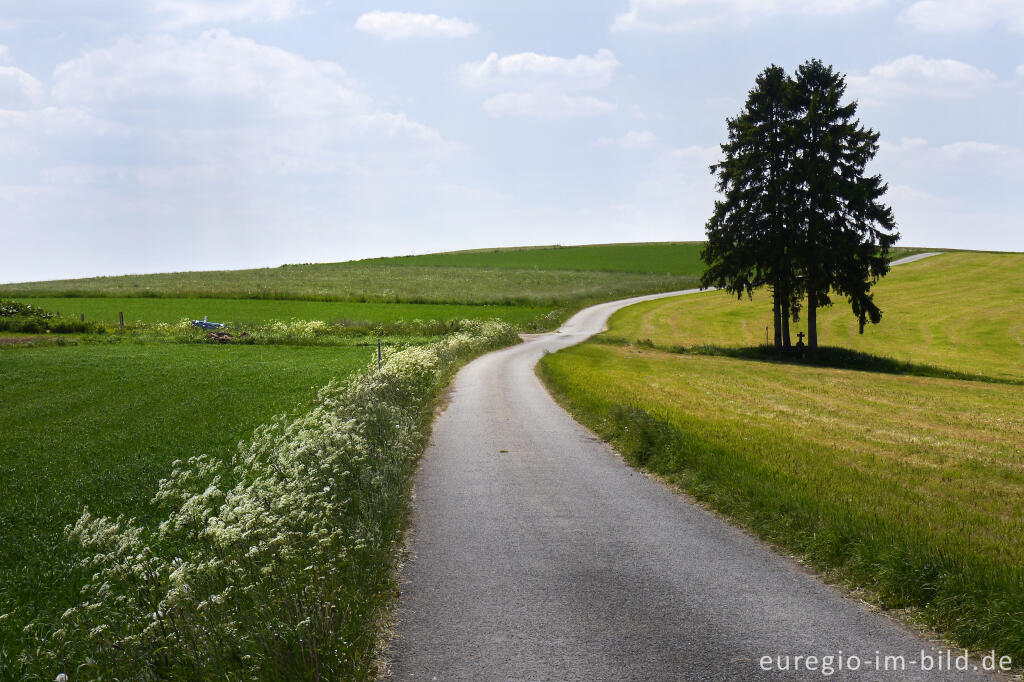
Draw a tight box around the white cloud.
[595,130,657,150]
[461,49,619,91]
[482,90,614,120]
[0,65,44,108]
[611,0,885,33]
[848,55,997,102]
[354,11,477,40]
[3,30,453,187]
[52,30,369,118]
[902,0,1024,33]
[879,137,1023,172]
[152,0,303,28]
[462,49,619,120]
[1017,64,1024,78]
[0,46,10,64]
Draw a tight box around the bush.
[0,299,96,334]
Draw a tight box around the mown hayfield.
[605,251,1024,381]
[17,297,553,328]
[539,250,1024,662]
[0,344,370,670]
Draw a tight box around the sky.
[0,0,1021,282]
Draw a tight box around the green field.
[539,252,1024,661]
[0,243,706,306]
[366,242,706,274]
[1,242,713,677]
[0,344,371,669]
[17,297,553,328]
[606,251,1024,381]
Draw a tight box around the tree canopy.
[701,59,898,354]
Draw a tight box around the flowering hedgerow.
[24,320,518,681]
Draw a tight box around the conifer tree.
[789,59,898,353]
[701,65,798,350]
[702,60,898,355]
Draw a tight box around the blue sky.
[1,0,1021,282]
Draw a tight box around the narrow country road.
[387,252,989,681]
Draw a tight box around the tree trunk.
[807,289,818,354]
[782,296,792,349]
[772,290,782,351]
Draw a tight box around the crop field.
[539,252,1024,661]
[0,265,695,306]
[0,243,706,306]
[366,242,707,274]
[16,297,554,328]
[0,344,372,664]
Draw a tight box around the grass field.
[605,251,1024,381]
[7,243,716,677]
[0,243,706,306]
[539,252,1024,662]
[365,242,707,274]
[16,297,554,328]
[0,344,371,670]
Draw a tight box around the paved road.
[889,252,942,266]
[388,252,991,681]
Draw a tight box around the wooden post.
[119,312,125,328]
[377,338,382,370]
[80,313,85,322]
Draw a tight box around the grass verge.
[538,343,1024,664]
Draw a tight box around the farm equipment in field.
[191,316,225,330]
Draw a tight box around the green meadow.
[16,297,553,328]
[0,243,706,307]
[0,242,708,677]
[0,344,371,665]
[606,251,1024,381]
[366,242,707,274]
[539,251,1024,661]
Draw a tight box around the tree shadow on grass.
[600,337,1023,386]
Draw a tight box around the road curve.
[388,262,987,681]
[889,252,942,266]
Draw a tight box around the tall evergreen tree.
[702,60,898,355]
[701,65,799,350]
[789,59,899,353]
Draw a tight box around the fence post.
[80,313,85,322]
[377,338,382,370]
[119,312,124,328]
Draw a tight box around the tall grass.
[0,264,698,307]
[17,321,518,680]
[539,343,1024,664]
